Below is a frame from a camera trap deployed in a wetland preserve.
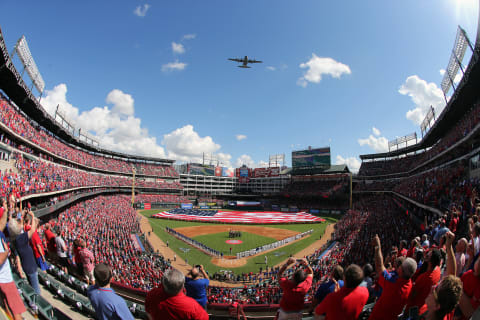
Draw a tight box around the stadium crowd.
[358,100,480,177]
[0,151,181,198]
[0,94,178,178]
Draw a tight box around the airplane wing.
[247,59,262,63]
[228,58,243,62]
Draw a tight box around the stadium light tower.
[10,35,45,100]
[269,154,285,168]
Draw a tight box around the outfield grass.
[193,232,277,255]
[140,209,337,274]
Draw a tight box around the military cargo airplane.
[228,56,262,68]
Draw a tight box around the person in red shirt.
[43,223,56,259]
[276,257,313,320]
[369,234,417,320]
[145,268,208,320]
[459,255,480,318]
[406,249,442,313]
[26,216,47,271]
[314,264,369,320]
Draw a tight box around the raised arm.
[199,265,209,279]
[444,231,456,276]
[27,210,37,239]
[278,257,295,281]
[373,234,386,275]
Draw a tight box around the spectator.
[369,234,417,320]
[405,249,442,313]
[310,265,344,312]
[15,209,41,294]
[314,264,369,320]
[185,265,209,309]
[459,255,480,318]
[276,257,313,320]
[455,237,468,276]
[28,216,47,272]
[55,230,68,274]
[229,299,247,320]
[433,220,449,245]
[145,268,209,320]
[43,223,57,260]
[421,234,430,249]
[87,263,134,320]
[79,240,95,285]
[0,199,26,320]
[421,275,462,320]
[360,263,374,303]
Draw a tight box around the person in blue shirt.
[184,264,210,309]
[309,264,344,314]
[87,263,134,320]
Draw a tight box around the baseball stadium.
[0,1,480,319]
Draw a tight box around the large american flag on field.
[151,210,325,224]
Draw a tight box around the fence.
[236,229,314,259]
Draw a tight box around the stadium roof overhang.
[0,27,174,164]
[360,43,480,161]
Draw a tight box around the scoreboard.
[292,147,331,168]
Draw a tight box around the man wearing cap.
[87,263,134,320]
[146,268,209,320]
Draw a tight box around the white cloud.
[439,69,446,76]
[335,155,361,173]
[266,66,276,71]
[162,125,221,162]
[236,134,247,141]
[182,34,196,40]
[235,154,256,168]
[41,84,166,157]
[172,42,185,54]
[133,4,150,17]
[297,54,351,87]
[161,60,187,72]
[399,75,445,125]
[216,153,232,167]
[358,127,389,153]
[106,89,134,116]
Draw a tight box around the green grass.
[192,231,277,255]
[140,209,337,274]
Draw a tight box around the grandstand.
[0,2,480,319]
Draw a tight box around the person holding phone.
[184,264,209,309]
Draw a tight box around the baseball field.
[140,209,337,275]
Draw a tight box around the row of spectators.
[0,151,181,198]
[358,99,480,177]
[40,195,169,291]
[0,94,178,178]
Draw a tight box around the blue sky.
[1,0,478,171]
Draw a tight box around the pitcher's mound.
[225,240,243,244]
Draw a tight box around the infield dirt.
[174,225,299,240]
[138,212,335,286]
